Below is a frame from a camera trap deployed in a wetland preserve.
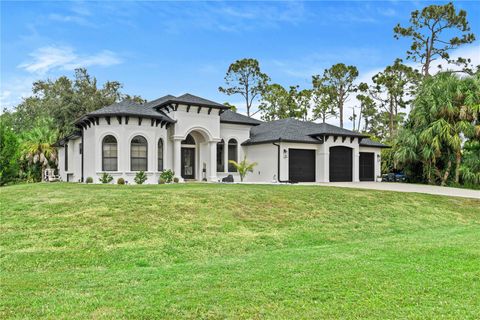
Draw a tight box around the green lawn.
[1,183,479,319]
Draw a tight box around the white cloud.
[18,46,122,75]
[0,75,36,109]
[48,13,92,27]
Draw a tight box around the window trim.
[158,138,164,172]
[64,143,68,172]
[217,139,225,172]
[130,135,148,171]
[228,138,238,172]
[102,135,118,172]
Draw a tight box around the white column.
[224,141,229,173]
[353,147,360,182]
[318,144,329,182]
[209,141,218,182]
[173,138,183,181]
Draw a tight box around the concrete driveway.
[309,182,480,199]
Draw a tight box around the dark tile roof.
[143,95,176,108]
[76,98,175,124]
[152,93,228,109]
[359,138,390,148]
[220,110,262,126]
[76,94,228,125]
[242,118,368,145]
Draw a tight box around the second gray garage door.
[289,149,315,182]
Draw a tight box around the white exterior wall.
[58,138,82,182]
[56,110,384,184]
[243,143,278,182]
[81,116,169,184]
[217,123,252,181]
[320,137,362,182]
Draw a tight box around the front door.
[181,148,195,179]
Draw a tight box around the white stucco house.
[56,93,388,184]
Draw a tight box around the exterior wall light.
[283,149,288,158]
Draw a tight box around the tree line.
[216,2,479,187]
[1,2,478,187]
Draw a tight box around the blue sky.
[1,1,479,128]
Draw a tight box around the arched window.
[228,139,238,172]
[131,135,148,171]
[181,134,195,145]
[102,135,117,171]
[217,139,224,172]
[64,143,69,171]
[158,138,164,171]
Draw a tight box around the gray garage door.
[359,152,375,181]
[289,149,316,182]
[329,146,352,182]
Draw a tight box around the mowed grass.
[1,183,479,319]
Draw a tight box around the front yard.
[1,183,479,319]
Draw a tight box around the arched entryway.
[178,129,213,181]
[329,146,353,182]
[181,134,196,179]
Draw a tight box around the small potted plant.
[159,169,175,183]
[99,172,113,184]
[134,171,148,184]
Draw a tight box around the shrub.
[117,177,125,185]
[228,156,257,182]
[85,177,93,184]
[160,169,175,183]
[99,172,113,184]
[158,178,166,184]
[134,171,148,184]
[173,177,179,183]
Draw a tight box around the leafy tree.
[228,156,257,182]
[223,102,237,112]
[219,58,269,117]
[0,112,20,185]
[460,140,480,187]
[393,72,480,185]
[13,68,143,137]
[311,77,337,124]
[313,63,359,128]
[258,83,290,121]
[288,86,312,121]
[370,59,420,138]
[394,2,476,76]
[19,118,58,182]
[355,91,377,134]
[258,84,312,121]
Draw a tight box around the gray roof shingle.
[143,95,176,108]
[242,118,371,145]
[359,138,390,148]
[78,99,175,123]
[220,110,262,126]
[152,93,228,109]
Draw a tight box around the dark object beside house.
[222,175,234,183]
[382,172,407,182]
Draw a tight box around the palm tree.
[394,72,480,185]
[20,118,58,182]
[228,156,258,182]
